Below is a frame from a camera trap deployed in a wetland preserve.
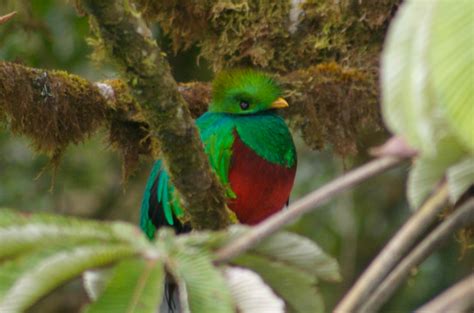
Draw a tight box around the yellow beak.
[271,97,289,109]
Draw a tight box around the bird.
[140,69,297,239]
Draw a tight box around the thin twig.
[214,156,403,263]
[414,274,474,313]
[360,198,474,313]
[0,11,16,25]
[334,183,449,313]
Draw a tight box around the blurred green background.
[0,1,471,312]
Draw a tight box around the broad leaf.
[0,248,63,299]
[84,258,165,313]
[381,0,440,155]
[180,225,340,283]
[252,231,341,282]
[233,254,325,313]
[83,268,114,301]
[408,136,466,208]
[430,1,474,152]
[0,244,135,313]
[0,209,148,259]
[447,157,474,203]
[224,266,285,313]
[168,249,234,313]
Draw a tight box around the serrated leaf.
[408,136,466,208]
[253,231,341,282]
[381,0,441,155]
[0,248,61,299]
[447,157,474,203]
[430,1,474,152]
[0,244,135,313]
[0,209,148,259]
[84,258,165,313]
[233,254,324,313]
[0,224,111,259]
[169,249,234,313]
[224,266,285,313]
[176,228,234,250]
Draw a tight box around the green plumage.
[140,69,296,238]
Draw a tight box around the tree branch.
[334,184,450,313]
[79,0,230,230]
[360,198,474,313]
[414,274,474,313]
[214,156,404,263]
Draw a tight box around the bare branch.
[214,156,404,263]
[360,198,474,312]
[334,183,449,313]
[414,274,474,313]
[0,11,16,25]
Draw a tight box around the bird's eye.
[239,101,250,110]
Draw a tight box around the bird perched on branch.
[140,69,297,238]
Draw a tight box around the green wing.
[139,160,185,239]
[198,113,237,198]
[139,113,236,238]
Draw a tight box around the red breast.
[228,135,296,224]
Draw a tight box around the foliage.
[381,0,474,208]
[0,209,340,313]
[0,0,472,312]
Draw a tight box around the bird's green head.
[209,69,288,114]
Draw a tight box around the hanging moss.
[0,62,154,180]
[280,62,382,155]
[134,0,212,52]
[133,0,400,73]
[0,62,107,157]
[104,79,155,180]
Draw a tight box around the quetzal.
[140,69,297,238]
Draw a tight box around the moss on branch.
[0,59,381,174]
[280,62,381,155]
[133,0,400,73]
[0,62,107,161]
[0,61,151,176]
[80,0,230,230]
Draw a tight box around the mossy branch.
[0,59,381,165]
[0,59,381,230]
[79,0,230,230]
[134,0,400,73]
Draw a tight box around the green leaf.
[177,226,338,312]
[408,136,466,208]
[430,1,474,152]
[0,244,135,313]
[233,254,324,313]
[381,0,441,155]
[84,258,165,313]
[224,266,285,313]
[169,249,234,313]
[83,268,114,301]
[0,248,60,299]
[447,157,474,203]
[0,209,148,259]
[180,225,340,283]
[252,231,341,282]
